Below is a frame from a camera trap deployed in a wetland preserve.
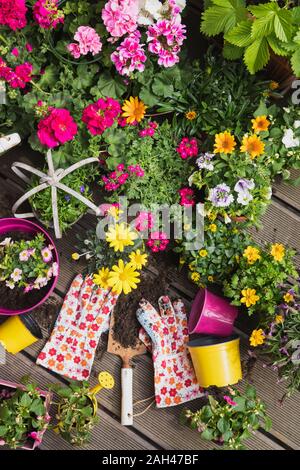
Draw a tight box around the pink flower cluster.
[82,97,121,136]
[0,58,33,89]
[135,211,154,232]
[176,137,198,159]
[111,31,147,76]
[0,0,27,31]
[179,187,195,206]
[102,0,138,38]
[102,163,144,192]
[147,231,169,253]
[68,26,102,59]
[139,121,158,138]
[37,108,78,148]
[147,19,186,67]
[33,0,64,30]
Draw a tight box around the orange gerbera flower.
[240,134,265,158]
[122,96,147,124]
[251,115,270,133]
[214,131,236,154]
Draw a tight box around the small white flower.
[6,280,15,290]
[19,250,30,262]
[294,120,300,129]
[237,191,253,206]
[11,268,22,282]
[35,276,48,287]
[282,128,300,148]
[0,237,12,247]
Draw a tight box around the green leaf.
[57,387,73,398]
[244,37,270,74]
[232,396,246,412]
[251,12,276,39]
[0,425,7,437]
[245,385,257,399]
[225,21,252,47]
[267,36,289,56]
[201,0,247,36]
[292,6,300,25]
[139,88,159,108]
[217,417,230,434]
[223,42,244,60]
[37,64,58,89]
[274,10,292,42]
[152,77,174,98]
[291,48,300,76]
[20,393,32,407]
[248,3,278,18]
[95,72,126,99]
[264,416,272,432]
[201,428,214,441]
[254,100,269,117]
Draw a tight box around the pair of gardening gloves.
[37,274,119,381]
[137,296,203,408]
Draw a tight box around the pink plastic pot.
[0,379,52,450]
[0,218,59,316]
[188,288,238,337]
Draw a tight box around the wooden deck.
[0,141,300,451]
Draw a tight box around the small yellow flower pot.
[188,334,242,388]
[0,314,42,354]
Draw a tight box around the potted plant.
[182,385,271,450]
[0,377,51,450]
[0,218,59,315]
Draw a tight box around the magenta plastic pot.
[0,218,59,316]
[188,288,238,337]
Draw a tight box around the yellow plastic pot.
[188,334,242,388]
[0,314,42,354]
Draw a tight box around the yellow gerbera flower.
[122,96,147,124]
[199,249,208,258]
[93,267,110,289]
[71,252,80,261]
[240,134,265,158]
[106,223,138,252]
[129,249,148,270]
[269,81,279,90]
[191,272,200,283]
[185,110,197,120]
[283,292,294,303]
[270,243,285,262]
[214,131,236,154]
[275,314,284,324]
[243,246,261,265]
[249,329,265,347]
[208,275,214,282]
[107,260,140,295]
[209,223,217,233]
[240,288,260,308]
[251,115,270,133]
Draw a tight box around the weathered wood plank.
[273,171,300,212]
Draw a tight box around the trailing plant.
[201,0,300,75]
[182,384,271,450]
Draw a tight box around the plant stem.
[145,111,173,117]
[0,34,8,45]
[30,81,51,96]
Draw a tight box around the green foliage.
[0,380,49,449]
[51,381,99,447]
[183,385,271,450]
[201,1,300,75]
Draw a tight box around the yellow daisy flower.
[189,263,196,272]
[240,134,265,158]
[240,288,260,308]
[106,223,138,252]
[269,81,279,90]
[71,252,80,261]
[122,96,147,124]
[129,249,148,270]
[283,292,294,303]
[270,243,285,262]
[243,246,261,265]
[275,314,284,324]
[208,275,214,282]
[249,329,265,347]
[93,267,110,289]
[199,249,208,257]
[251,115,270,133]
[209,223,217,233]
[185,110,197,120]
[214,131,236,154]
[191,272,201,283]
[108,260,140,295]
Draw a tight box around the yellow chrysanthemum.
[249,329,265,347]
[269,81,279,90]
[208,275,214,282]
[214,131,236,154]
[106,223,138,252]
[93,267,110,289]
[251,115,270,133]
[129,249,148,270]
[71,252,80,261]
[283,292,294,303]
[209,223,217,233]
[107,260,140,295]
[122,96,147,124]
[270,243,285,262]
[207,212,216,221]
[275,314,284,324]
[185,110,197,120]
[189,263,196,272]
[243,246,261,265]
[191,272,201,283]
[240,134,265,158]
[240,288,260,308]
[199,249,208,258]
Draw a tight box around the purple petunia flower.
[196,152,215,171]
[208,183,234,208]
[80,185,85,193]
[65,195,71,202]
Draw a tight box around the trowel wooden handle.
[121,367,133,426]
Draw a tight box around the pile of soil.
[0,191,13,218]
[0,231,51,311]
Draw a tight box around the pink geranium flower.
[147,19,186,67]
[147,231,169,252]
[176,137,198,159]
[9,62,33,89]
[111,30,147,76]
[0,0,27,31]
[223,395,237,406]
[82,97,121,135]
[102,0,139,38]
[68,26,102,58]
[179,187,195,206]
[33,0,64,29]
[37,108,78,148]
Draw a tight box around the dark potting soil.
[0,231,49,310]
[0,191,13,218]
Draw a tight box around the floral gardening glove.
[136,296,203,408]
[37,274,119,380]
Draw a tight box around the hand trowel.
[107,312,146,426]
